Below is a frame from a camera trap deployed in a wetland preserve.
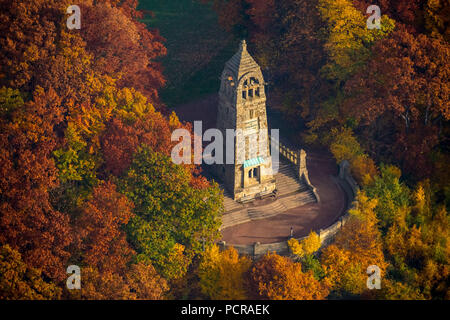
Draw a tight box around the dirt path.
[221,150,347,244]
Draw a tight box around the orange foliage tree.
[344,29,449,179]
[74,181,135,275]
[80,262,169,300]
[248,252,329,300]
[0,88,73,282]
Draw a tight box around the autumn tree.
[288,231,321,258]
[352,0,424,34]
[327,127,364,163]
[125,261,169,300]
[303,0,395,143]
[321,192,387,297]
[54,85,180,212]
[288,232,326,281]
[318,0,394,83]
[364,165,411,229]
[99,94,175,177]
[80,1,166,105]
[344,29,449,179]
[424,0,450,42]
[0,0,69,91]
[326,126,378,185]
[0,0,167,106]
[99,89,209,188]
[198,245,251,300]
[0,0,111,107]
[380,179,450,299]
[0,245,61,300]
[0,87,73,282]
[74,181,135,275]
[72,178,170,301]
[375,279,424,300]
[120,147,223,280]
[80,261,169,300]
[248,252,329,300]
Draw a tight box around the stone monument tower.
[216,40,276,202]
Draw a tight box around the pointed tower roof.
[224,40,261,78]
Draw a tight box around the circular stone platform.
[220,150,347,244]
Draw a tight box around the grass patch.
[138,0,238,107]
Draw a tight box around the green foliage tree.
[365,165,410,230]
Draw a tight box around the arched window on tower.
[242,77,260,100]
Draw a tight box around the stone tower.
[216,40,276,202]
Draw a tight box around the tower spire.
[224,39,259,77]
[240,39,247,51]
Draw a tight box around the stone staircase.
[273,161,309,196]
[220,159,317,229]
[222,187,243,212]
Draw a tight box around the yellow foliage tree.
[321,191,388,296]
[384,207,409,259]
[317,0,395,83]
[327,127,379,186]
[320,244,366,295]
[159,243,191,281]
[350,154,378,186]
[288,231,321,258]
[328,127,363,163]
[0,245,61,300]
[198,245,251,300]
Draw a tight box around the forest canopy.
[0,0,448,300]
